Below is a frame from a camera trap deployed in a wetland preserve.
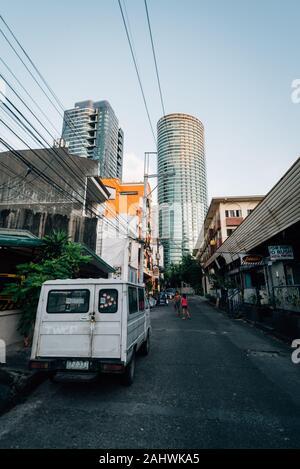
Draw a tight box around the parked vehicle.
[166,288,176,299]
[157,292,169,306]
[30,279,151,385]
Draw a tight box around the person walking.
[181,294,191,320]
[173,291,181,317]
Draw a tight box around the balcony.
[226,217,243,226]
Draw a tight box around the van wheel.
[122,351,136,386]
[49,372,56,383]
[140,332,150,356]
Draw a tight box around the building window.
[247,209,253,215]
[120,191,138,196]
[128,286,138,314]
[225,210,234,217]
[227,229,234,237]
[225,210,242,217]
[138,288,145,311]
[284,265,294,286]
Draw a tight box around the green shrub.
[3,231,91,340]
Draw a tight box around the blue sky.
[1,0,300,200]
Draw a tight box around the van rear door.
[92,284,123,359]
[37,284,95,358]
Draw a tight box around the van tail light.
[29,361,49,370]
[102,364,124,372]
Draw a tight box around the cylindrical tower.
[157,113,208,267]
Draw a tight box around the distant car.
[166,288,176,300]
[157,292,169,306]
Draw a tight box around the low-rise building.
[200,158,300,339]
[0,148,110,251]
[194,196,264,269]
[97,178,155,285]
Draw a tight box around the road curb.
[0,366,45,416]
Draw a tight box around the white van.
[29,279,151,385]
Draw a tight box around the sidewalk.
[0,343,44,415]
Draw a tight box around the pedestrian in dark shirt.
[173,291,181,317]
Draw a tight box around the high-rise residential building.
[61,100,124,178]
[157,113,208,267]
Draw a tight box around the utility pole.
[139,152,175,285]
[140,152,156,284]
[156,237,161,293]
[140,168,148,284]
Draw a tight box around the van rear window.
[47,290,90,314]
[128,286,138,314]
[138,288,145,311]
[99,289,118,313]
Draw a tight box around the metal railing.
[226,288,243,317]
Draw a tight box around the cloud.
[122,152,144,182]
[121,152,158,204]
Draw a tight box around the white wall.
[0,310,22,346]
[219,201,261,243]
[100,237,140,282]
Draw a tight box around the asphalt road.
[0,297,300,449]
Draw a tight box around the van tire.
[140,331,150,356]
[49,372,56,383]
[122,350,136,386]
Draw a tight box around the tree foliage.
[3,231,91,339]
[165,254,203,294]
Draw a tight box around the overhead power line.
[117,0,156,145]
[144,0,166,117]
[0,135,134,239]
[0,80,137,238]
[0,15,142,241]
[0,16,90,152]
[0,57,60,135]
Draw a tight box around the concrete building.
[0,147,116,346]
[0,148,109,251]
[97,178,154,285]
[62,100,124,178]
[200,158,300,339]
[194,196,264,267]
[157,113,208,267]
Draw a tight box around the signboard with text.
[242,255,263,265]
[268,245,294,261]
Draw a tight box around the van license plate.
[66,360,89,370]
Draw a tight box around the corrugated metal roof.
[205,158,300,268]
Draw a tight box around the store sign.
[268,245,294,261]
[242,255,263,265]
[112,266,122,279]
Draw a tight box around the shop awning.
[0,234,43,248]
[81,244,115,275]
[0,230,115,278]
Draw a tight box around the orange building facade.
[99,178,154,284]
